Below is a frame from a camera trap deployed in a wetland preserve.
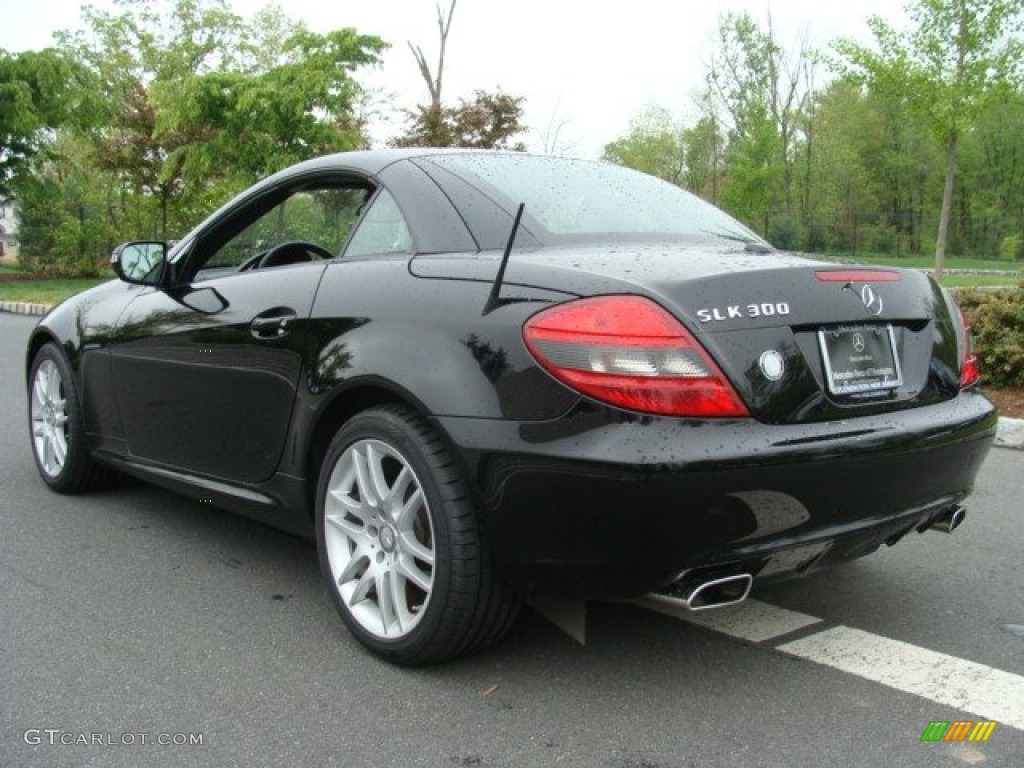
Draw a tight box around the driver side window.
[201,184,372,275]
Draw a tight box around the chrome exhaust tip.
[927,505,966,534]
[659,573,753,611]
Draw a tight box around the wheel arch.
[26,329,65,383]
[301,378,469,516]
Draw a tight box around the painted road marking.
[635,596,1024,732]
[637,596,822,643]
[777,627,1024,731]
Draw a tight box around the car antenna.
[482,202,526,316]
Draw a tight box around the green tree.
[0,48,93,198]
[707,11,814,230]
[158,27,386,192]
[603,104,726,199]
[803,81,883,253]
[836,0,1024,275]
[56,0,384,237]
[718,104,784,235]
[11,0,384,275]
[55,0,253,237]
[16,134,120,276]
[603,106,688,185]
[682,111,724,203]
[957,91,1024,257]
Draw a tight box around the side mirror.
[112,241,167,286]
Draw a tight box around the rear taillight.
[956,306,980,388]
[523,296,749,417]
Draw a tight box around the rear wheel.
[315,405,519,665]
[28,343,114,493]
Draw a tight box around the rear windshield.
[428,153,766,247]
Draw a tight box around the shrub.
[999,234,1022,263]
[803,220,829,253]
[865,224,898,255]
[767,214,803,251]
[957,287,1024,388]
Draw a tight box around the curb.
[0,300,52,316]
[995,417,1024,450]
[1,299,1021,449]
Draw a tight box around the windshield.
[427,153,767,247]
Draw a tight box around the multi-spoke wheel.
[31,358,69,478]
[323,438,436,639]
[315,405,519,665]
[28,343,114,493]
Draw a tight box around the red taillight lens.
[523,296,749,417]
[956,306,980,388]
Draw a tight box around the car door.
[108,177,371,483]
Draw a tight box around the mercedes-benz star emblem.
[861,284,884,316]
[758,350,785,382]
[852,332,866,353]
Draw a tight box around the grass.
[824,253,1022,272]
[940,274,1023,288]
[821,253,1022,287]
[0,278,110,305]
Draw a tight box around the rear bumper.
[439,390,997,599]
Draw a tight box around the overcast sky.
[0,0,905,157]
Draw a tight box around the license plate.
[818,324,902,395]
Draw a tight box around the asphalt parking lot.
[1,311,1021,767]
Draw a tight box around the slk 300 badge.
[697,302,791,323]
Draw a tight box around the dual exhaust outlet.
[657,505,967,612]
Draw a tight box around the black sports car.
[26,149,997,664]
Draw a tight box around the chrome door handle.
[251,309,297,339]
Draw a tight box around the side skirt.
[94,450,314,539]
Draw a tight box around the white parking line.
[636,597,1024,732]
[778,627,1024,731]
[636,596,822,643]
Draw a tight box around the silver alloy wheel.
[30,359,69,478]
[323,438,436,639]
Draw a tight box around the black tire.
[315,405,520,665]
[28,342,115,493]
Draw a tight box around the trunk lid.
[411,243,964,424]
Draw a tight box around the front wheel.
[315,405,519,665]
[28,342,115,493]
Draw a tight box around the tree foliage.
[0,48,94,198]
[603,106,688,184]
[7,0,384,275]
[392,90,526,150]
[604,2,1024,265]
[8,0,1024,277]
[708,11,812,229]
[835,0,1024,274]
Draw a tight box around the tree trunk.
[161,190,168,241]
[935,135,958,279]
[710,111,719,204]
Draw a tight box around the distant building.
[0,199,18,262]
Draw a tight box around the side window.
[344,189,413,258]
[199,184,372,275]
